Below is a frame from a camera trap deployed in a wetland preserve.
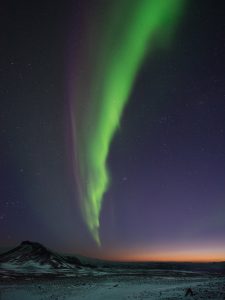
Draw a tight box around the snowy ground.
[0,272,225,300]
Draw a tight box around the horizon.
[1,240,224,264]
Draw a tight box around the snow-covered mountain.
[0,241,81,273]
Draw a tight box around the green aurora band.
[71,0,185,245]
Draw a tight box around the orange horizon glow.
[56,241,225,263]
[74,253,225,263]
[106,253,225,263]
[78,251,225,263]
[88,245,225,263]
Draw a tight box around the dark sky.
[1,1,225,261]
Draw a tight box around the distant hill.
[0,241,81,272]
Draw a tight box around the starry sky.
[1,0,225,262]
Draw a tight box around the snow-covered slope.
[0,241,79,273]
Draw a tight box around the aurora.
[70,0,185,245]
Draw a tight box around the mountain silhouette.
[0,241,81,270]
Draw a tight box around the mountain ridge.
[0,240,81,270]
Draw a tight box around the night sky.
[1,1,225,262]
